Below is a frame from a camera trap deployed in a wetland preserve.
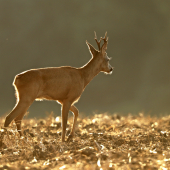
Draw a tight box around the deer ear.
[86,41,98,57]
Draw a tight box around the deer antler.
[100,32,108,51]
[94,31,102,51]
[94,32,108,51]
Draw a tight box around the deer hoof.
[18,131,23,137]
[67,134,73,142]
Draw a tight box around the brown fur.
[4,32,113,142]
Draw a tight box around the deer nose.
[110,67,113,71]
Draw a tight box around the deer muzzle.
[110,67,113,72]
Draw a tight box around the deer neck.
[80,57,102,87]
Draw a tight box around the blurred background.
[0,0,170,118]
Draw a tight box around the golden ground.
[0,113,170,170]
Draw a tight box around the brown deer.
[4,32,113,142]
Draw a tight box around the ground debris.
[0,113,170,169]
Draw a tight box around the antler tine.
[94,31,97,39]
[94,31,102,51]
[102,32,108,43]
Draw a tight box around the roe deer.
[4,32,113,142]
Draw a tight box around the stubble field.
[0,113,170,170]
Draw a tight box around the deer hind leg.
[67,105,79,142]
[4,99,33,136]
[14,108,30,136]
[61,101,71,142]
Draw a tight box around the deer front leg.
[67,105,79,142]
[61,101,71,142]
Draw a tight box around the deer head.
[86,32,113,74]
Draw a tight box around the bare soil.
[0,113,170,170]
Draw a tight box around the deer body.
[4,32,113,142]
[16,67,84,102]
